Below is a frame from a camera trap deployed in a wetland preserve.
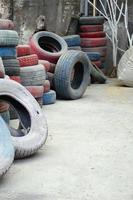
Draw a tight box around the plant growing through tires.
[87,0,133,76]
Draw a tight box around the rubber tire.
[20,64,46,86]
[0,110,10,124]
[17,45,31,57]
[39,60,51,72]
[90,63,107,84]
[10,76,21,83]
[0,30,19,46]
[54,50,90,100]
[80,25,103,32]
[63,35,81,47]
[0,79,48,159]
[68,46,82,51]
[18,54,38,67]
[82,46,107,57]
[26,86,44,98]
[29,31,68,63]
[92,60,102,68]
[49,63,56,73]
[5,66,20,76]
[0,57,5,78]
[3,59,20,68]
[44,80,50,93]
[81,37,107,47]
[43,90,56,105]
[0,19,14,30]
[86,52,101,61]
[79,31,106,38]
[0,116,14,177]
[0,47,17,58]
[47,72,55,89]
[79,16,105,25]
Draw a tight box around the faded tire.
[29,31,68,63]
[18,54,38,67]
[0,47,17,59]
[17,45,31,57]
[80,25,103,32]
[54,50,90,100]
[0,116,14,177]
[81,37,107,47]
[86,52,101,61]
[0,30,19,46]
[79,16,105,25]
[0,79,48,159]
[63,35,81,47]
[79,31,106,38]
[90,63,107,84]
[0,19,14,30]
[43,90,56,105]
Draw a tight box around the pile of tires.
[0,19,20,83]
[63,35,82,51]
[79,16,107,68]
[29,31,68,105]
[17,45,46,107]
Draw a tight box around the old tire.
[20,64,46,86]
[92,60,102,68]
[79,31,106,38]
[3,59,20,68]
[47,72,55,89]
[68,46,82,51]
[29,31,68,63]
[80,25,103,32]
[18,54,38,67]
[10,76,21,83]
[86,52,101,61]
[44,80,50,93]
[17,45,31,57]
[0,30,19,46]
[90,63,106,84]
[81,37,107,47]
[54,50,90,100]
[82,46,107,57]
[0,79,48,159]
[0,116,14,177]
[5,66,20,76]
[0,19,14,30]
[39,60,51,72]
[79,16,105,25]
[26,86,44,98]
[63,35,81,47]
[0,47,17,58]
[43,90,56,105]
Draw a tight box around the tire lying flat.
[79,16,105,25]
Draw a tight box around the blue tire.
[0,116,14,177]
[63,35,81,47]
[0,47,17,59]
[86,52,101,61]
[43,90,56,105]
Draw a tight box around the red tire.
[18,54,38,67]
[26,86,44,98]
[29,31,68,63]
[10,76,21,83]
[0,102,9,113]
[17,45,31,57]
[39,60,51,72]
[92,60,102,68]
[0,19,14,30]
[80,25,103,32]
[49,63,56,73]
[79,31,106,38]
[81,38,107,47]
[82,46,107,57]
[44,80,50,93]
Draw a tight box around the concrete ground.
[0,79,133,200]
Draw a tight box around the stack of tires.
[29,31,68,104]
[63,35,82,51]
[79,16,107,68]
[0,57,10,124]
[17,45,46,107]
[0,19,20,83]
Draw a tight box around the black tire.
[3,59,20,68]
[20,64,46,86]
[79,16,105,25]
[5,66,20,76]
[90,63,107,84]
[0,30,19,46]
[54,50,90,100]
[63,35,81,47]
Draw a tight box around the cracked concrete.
[0,79,133,200]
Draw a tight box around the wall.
[0,0,80,43]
